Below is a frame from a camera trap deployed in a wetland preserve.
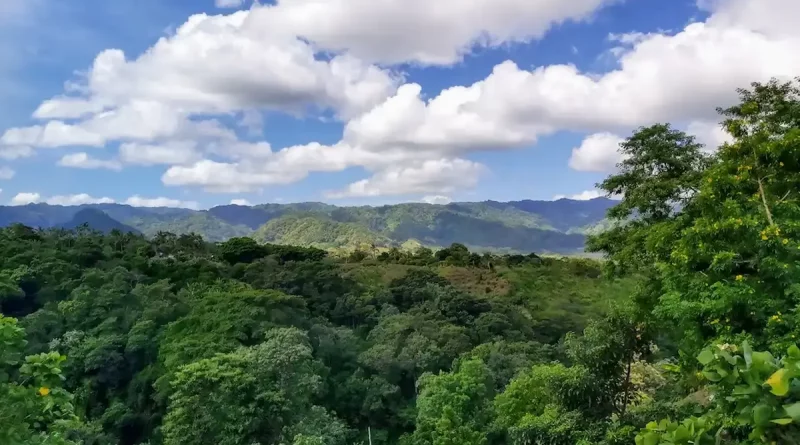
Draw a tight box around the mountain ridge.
[0,198,617,253]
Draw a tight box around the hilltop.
[0,198,616,254]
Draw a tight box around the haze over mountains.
[0,198,617,254]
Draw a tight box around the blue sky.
[0,0,795,208]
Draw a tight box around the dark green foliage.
[0,222,630,444]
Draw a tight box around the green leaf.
[743,341,753,367]
[771,418,793,425]
[673,425,690,441]
[642,432,660,445]
[789,344,800,358]
[753,404,773,427]
[702,370,722,382]
[697,348,715,366]
[751,351,774,372]
[766,368,790,396]
[784,402,800,421]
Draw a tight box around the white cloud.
[0,146,34,160]
[553,190,603,201]
[124,195,199,209]
[1,121,105,148]
[568,132,626,172]
[10,192,42,205]
[47,194,116,205]
[261,0,617,65]
[215,0,246,8]
[3,0,799,201]
[230,198,252,206]
[32,13,398,123]
[554,189,623,201]
[9,192,115,206]
[119,141,200,166]
[421,195,452,205]
[58,152,122,171]
[687,120,734,152]
[162,159,305,193]
[0,166,14,179]
[326,158,485,198]
[9,192,198,209]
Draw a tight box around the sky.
[0,0,797,209]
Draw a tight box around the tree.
[405,359,494,445]
[217,237,268,265]
[162,327,339,445]
[0,315,81,445]
[587,123,712,275]
[653,79,800,351]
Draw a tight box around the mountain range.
[0,198,617,254]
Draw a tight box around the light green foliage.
[254,215,392,250]
[656,80,800,350]
[158,284,307,373]
[0,315,80,445]
[494,363,597,444]
[637,342,800,444]
[162,327,334,445]
[405,359,494,445]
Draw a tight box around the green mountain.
[0,198,617,253]
[58,209,141,235]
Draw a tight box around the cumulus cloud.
[58,152,122,171]
[553,190,604,201]
[2,0,799,200]
[421,195,452,205]
[123,195,199,209]
[7,192,200,209]
[687,120,734,152]
[261,0,617,65]
[0,146,34,160]
[1,121,104,148]
[568,133,626,172]
[0,166,14,179]
[326,159,485,198]
[119,141,201,166]
[230,198,252,206]
[9,192,115,206]
[10,192,42,205]
[30,12,398,124]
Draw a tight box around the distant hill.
[0,198,617,254]
[59,209,141,235]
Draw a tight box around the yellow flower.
[783,239,789,245]
[735,275,744,281]
[38,387,50,396]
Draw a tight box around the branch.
[757,177,775,226]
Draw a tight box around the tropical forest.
[3,78,800,445]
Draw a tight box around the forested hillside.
[4,78,800,445]
[0,198,614,254]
